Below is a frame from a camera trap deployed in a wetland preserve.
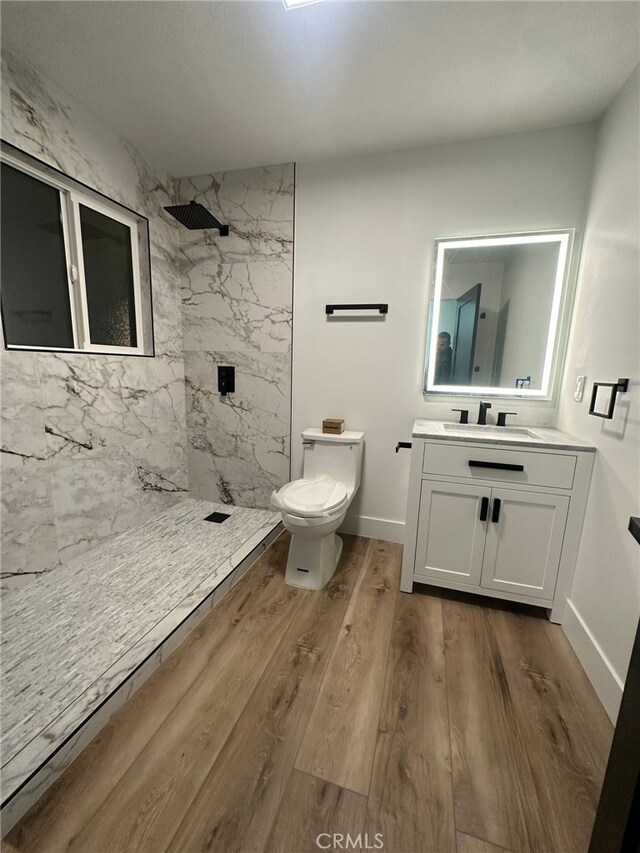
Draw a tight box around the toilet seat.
[272,475,349,518]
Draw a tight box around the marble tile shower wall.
[179,165,294,508]
[0,56,188,590]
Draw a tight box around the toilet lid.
[273,475,348,517]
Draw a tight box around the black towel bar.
[396,442,412,453]
[589,378,629,419]
[326,304,388,315]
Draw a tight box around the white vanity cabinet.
[401,421,595,622]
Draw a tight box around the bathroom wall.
[0,55,188,589]
[178,165,293,508]
[293,124,596,541]
[498,244,558,387]
[556,66,640,720]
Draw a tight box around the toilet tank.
[301,428,364,495]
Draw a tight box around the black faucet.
[477,401,492,425]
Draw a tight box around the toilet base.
[284,533,343,590]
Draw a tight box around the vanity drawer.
[422,442,576,489]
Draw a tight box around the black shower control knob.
[217,365,235,396]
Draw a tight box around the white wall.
[293,124,596,541]
[557,66,640,721]
[499,244,558,388]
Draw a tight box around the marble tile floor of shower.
[1,499,281,830]
[4,533,613,853]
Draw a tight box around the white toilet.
[271,428,364,589]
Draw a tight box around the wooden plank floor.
[4,534,613,853]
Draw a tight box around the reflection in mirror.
[424,231,573,398]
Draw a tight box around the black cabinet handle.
[492,498,502,523]
[479,496,489,521]
[468,460,524,472]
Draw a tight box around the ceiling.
[2,1,638,177]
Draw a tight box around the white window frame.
[1,148,147,356]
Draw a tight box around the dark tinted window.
[1,163,74,348]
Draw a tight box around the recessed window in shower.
[0,142,154,356]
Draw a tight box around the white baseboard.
[340,515,405,544]
[562,598,624,723]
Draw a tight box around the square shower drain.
[203,511,231,523]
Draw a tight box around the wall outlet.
[574,375,586,402]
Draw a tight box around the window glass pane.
[80,204,137,347]
[1,163,74,348]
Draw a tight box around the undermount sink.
[443,423,543,439]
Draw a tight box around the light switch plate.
[574,375,586,402]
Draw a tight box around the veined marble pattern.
[0,353,59,583]
[179,166,294,265]
[40,354,187,456]
[186,349,291,507]
[0,462,58,586]
[0,55,188,585]
[0,352,46,464]
[182,260,292,354]
[48,443,186,563]
[1,499,281,810]
[179,164,294,509]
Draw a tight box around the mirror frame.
[423,229,576,400]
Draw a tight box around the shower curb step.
[1,511,282,835]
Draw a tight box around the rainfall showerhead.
[164,201,229,235]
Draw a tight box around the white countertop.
[412,419,596,452]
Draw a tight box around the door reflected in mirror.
[424,231,574,398]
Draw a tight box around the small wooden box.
[322,418,345,435]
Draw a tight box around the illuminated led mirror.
[424,230,574,399]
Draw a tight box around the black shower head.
[164,201,229,235]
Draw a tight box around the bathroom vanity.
[401,420,595,622]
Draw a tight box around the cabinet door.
[414,480,491,585]
[481,488,569,600]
